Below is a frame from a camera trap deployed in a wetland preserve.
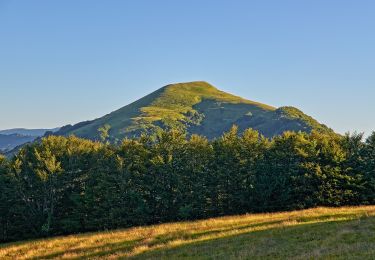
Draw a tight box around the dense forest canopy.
[0,127,374,242]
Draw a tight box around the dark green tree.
[361,132,375,203]
[174,134,213,219]
[0,155,13,241]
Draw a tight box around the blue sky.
[1,0,374,135]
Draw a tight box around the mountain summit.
[56,81,331,141]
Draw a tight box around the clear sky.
[1,0,374,136]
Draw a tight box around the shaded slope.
[55,81,331,140]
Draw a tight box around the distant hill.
[0,128,59,152]
[0,128,60,137]
[55,81,332,141]
[0,134,36,152]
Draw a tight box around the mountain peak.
[161,81,221,97]
[165,80,214,87]
[164,81,217,91]
[158,81,274,110]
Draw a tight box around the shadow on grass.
[33,220,283,259]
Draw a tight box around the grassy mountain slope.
[1,206,374,259]
[56,81,331,140]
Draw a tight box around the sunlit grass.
[1,206,375,259]
[142,81,276,119]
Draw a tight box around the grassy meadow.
[1,206,374,259]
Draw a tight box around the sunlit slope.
[56,81,331,140]
[1,206,374,259]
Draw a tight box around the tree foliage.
[0,129,374,242]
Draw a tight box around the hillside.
[1,206,374,259]
[55,81,332,140]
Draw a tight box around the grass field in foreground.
[1,206,375,259]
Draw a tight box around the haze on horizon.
[1,0,374,136]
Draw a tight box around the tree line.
[0,127,374,242]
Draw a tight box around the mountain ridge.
[0,128,60,152]
[0,128,60,137]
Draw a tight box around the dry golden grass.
[1,206,375,259]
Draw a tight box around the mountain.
[0,128,60,152]
[55,81,332,141]
[0,134,36,152]
[0,128,60,136]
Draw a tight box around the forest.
[0,127,374,242]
